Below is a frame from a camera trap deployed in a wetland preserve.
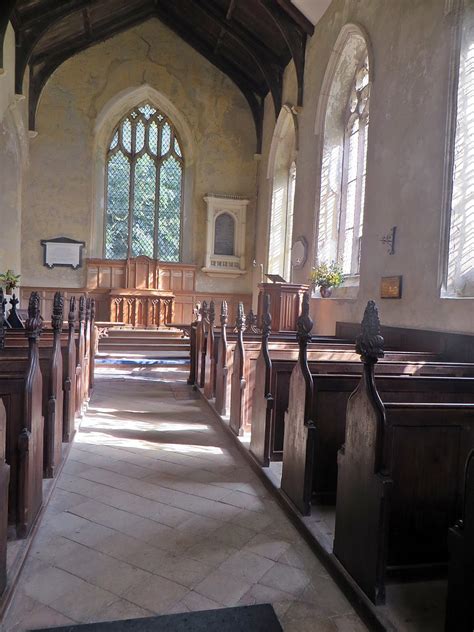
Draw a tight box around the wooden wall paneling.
[0,398,9,595]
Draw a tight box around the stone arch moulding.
[90,84,196,262]
[266,103,299,180]
[314,22,374,138]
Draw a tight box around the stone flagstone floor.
[3,365,367,632]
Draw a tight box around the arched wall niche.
[214,212,236,256]
[312,22,373,279]
[91,84,196,262]
[266,103,298,280]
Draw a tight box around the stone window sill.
[311,275,360,301]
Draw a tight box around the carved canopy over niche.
[202,195,249,278]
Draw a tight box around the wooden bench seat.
[331,302,474,605]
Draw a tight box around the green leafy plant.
[309,262,344,290]
[0,270,21,294]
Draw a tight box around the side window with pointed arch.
[105,103,184,261]
[316,30,370,281]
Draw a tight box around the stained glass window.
[105,103,184,261]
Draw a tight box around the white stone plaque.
[41,237,85,269]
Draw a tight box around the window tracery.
[105,103,183,261]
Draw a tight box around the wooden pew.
[4,295,68,478]
[45,292,64,478]
[332,301,474,604]
[251,293,467,468]
[187,304,200,385]
[88,299,96,396]
[196,301,208,390]
[230,303,246,435]
[204,301,216,399]
[0,398,10,594]
[63,296,77,442]
[279,299,474,515]
[215,301,230,415]
[82,298,91,405]
[445,450,474,632]
[75,296,86,416]
[1,292,44,537]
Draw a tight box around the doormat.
[30,604,283,632]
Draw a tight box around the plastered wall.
[0,24,28,278]
[22,19,258,291]
[257,0,474,335]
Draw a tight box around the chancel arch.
[266,104,298,281]
[314,23,373,281]
[91,85,195,263]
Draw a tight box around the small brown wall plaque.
[381,275,402,299]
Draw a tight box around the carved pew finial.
[245,309,260,334]
[85,297,91,322]
[90,299,96,321]
[221,300,228,326]
[262,294,272,339]
[356,300,385,364]
[193,303,201,322]
[78,296,85,323]
[25,291,43,340]
[51,292,64,333]
[68,296,76,330]
[201,300,209,322]
[235,302,245,332]
[209,301,216,326]
[297,291,313,346]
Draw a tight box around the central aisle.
[4,366,366,632]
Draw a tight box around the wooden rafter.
[153,1,265,151]
[196,0,283,116]
[28,5,154,130]
[258,0,307,107]
[274,0,314,36]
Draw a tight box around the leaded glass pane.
[149,122,158,155]
[105,103,183,261]
[162,123,171,155]
[136,121,145,153]
[110,131,119,150]
[105,152,130,259]
[158,156,182,262]
[132,154,156,258]
[139,104,156,119]
[122,119,132,153]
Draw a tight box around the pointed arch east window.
[105,103,184,261]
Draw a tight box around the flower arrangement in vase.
[309,262,344,298]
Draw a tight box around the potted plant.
[0,270,21,295]
[309,262,344,298]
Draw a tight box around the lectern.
[257,282,309,333]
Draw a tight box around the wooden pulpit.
[257,282,309,333]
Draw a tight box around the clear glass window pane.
[158,156,182,262]
[105,152,130,259]
[132,154,156,258]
